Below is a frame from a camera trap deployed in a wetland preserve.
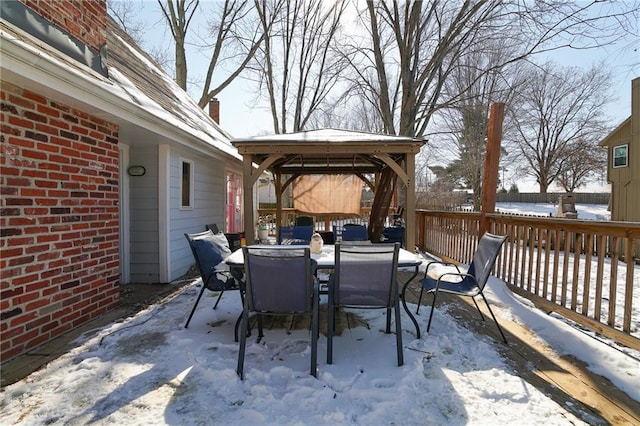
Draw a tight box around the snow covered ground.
[3,202,637,425]
[494,202,610,220]
[2,261,638,425]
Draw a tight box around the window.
[613,144,628,168]
[180,159,194,208]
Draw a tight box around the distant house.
[1,1,244,362]
[599,78,640,222]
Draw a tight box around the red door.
[226,172,243,233]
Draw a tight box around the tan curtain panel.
[293,174,362,215]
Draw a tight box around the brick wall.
[19,0,107,52]
[0,81,120,362]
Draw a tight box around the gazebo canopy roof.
[232,128,424,175]
[231,128,425,248]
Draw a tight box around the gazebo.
[232,128,425,249]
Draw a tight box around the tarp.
[293,175,362,215]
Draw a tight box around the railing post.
[480,103,505,237]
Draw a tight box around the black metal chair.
[417,232,508,343]
[327,243,403,366]
[278,225,313,244]
[183,230,243,329]
[237,246,319,379]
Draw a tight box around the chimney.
[209,98,220,124]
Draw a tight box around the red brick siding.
[0,81,120,362]
[19,0,107,52]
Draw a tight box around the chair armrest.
[433,272,479,289]
[424,260,461,279]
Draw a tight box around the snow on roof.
[106,18,242,161]
[234,127,422,144]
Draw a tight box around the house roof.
[1,9,241,161]
[105,18,241,160]
[599,117,632,147]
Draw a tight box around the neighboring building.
[599,77,640,222]
[1,1,243,362]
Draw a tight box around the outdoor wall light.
[127,165,146,176]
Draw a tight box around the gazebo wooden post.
[275,171,282,242]
[479,103,505,237]
[405,152,416,251]
[242,154,255,244]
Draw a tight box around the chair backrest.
[333,243,400,307]
[295,216,314,227]
[279,226,313,244]
[184,230,233,290]
[242,247,314,313]
[341,224,368,241]
[467,233,508,289]
[206,223,220,234]
[382,226,404,244]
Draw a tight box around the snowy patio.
[2,257,638,425]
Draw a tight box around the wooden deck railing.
[257,208,373,234]
[416,210,640,351]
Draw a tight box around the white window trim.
[180,157,195,210]
[612,144,628,169]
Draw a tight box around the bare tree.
[436,42,522,210]
[252,0,348,133]
[108,1,172,69]
[108,0,147,44]
[195,0,266,108]
[557,138,607,192]
[509,62,613,193]
[340,1,637,139]
[158,0,200,90]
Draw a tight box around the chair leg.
[184,284,207,328]
[394,297,404,366]
[234,312,243,343]
[213,290,224,309]
[480,293,508,344]
[416,287,424,314]
[327,289,334,364]
[385,307,392,333]
[236,308,249,379]
[257,315,264,340]
[310,287,319,377]
[471,297,486,321]
[426,290,438,332]
[234,291,247,342]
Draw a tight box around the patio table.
[226,244,423,337]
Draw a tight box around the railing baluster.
[561,230,571,307]
[594,234,606,322]
[608,236,619,327]
[551,228,560,304]
[624,237,634,333]
[542,228,551,298]
[571,232,582,311]
[582,233,594,316]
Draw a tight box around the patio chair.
[183,230,244,329]
[278,225,313,244]
[237,247,319,379]
[416,232,508,343]
[327,242,403,366]
[382,226,405,247]
[295,215,314,227]
[334,224,368,242]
